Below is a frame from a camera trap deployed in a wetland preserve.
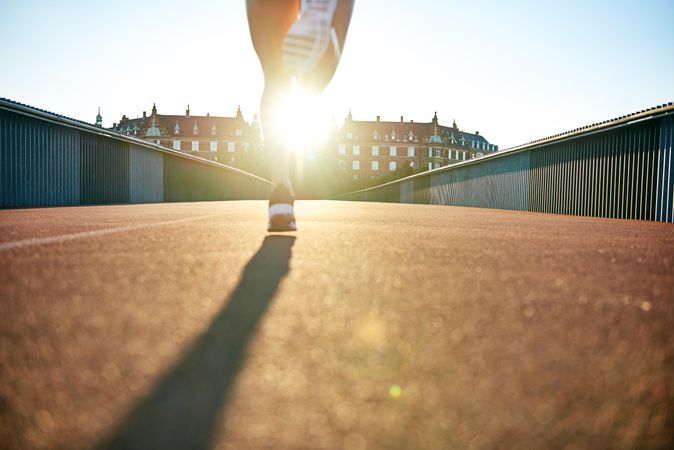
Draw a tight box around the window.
[156,140,161,145]
[389,161,397,171]
[352,160,360,170]
[390,145,397,156]
[353,145,360,156]
[407,146,415,157]
[434,148,442,157]
[235,129,242,137]
[371,160,379,171]
[428,162,433,170]
[346,132,353,139]
[338,144,346,155]
[338,160,346,169]
[210,141,218,152]
[227,142,236,152]
[192,141,199,151]
[428,147,433,157]
[371,145,379,156]
[173,140,181,150]
[434,162,440,169]
[462,151,466,160]
[373,130,378,140]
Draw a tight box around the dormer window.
[384,134,389,141]
[174,122,180,135]
[235,128,242,137]
[192,122,199,135]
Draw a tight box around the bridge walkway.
[1,201,672,449]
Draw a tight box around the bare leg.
[247,0,299,193]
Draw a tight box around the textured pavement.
[1,200,673,450]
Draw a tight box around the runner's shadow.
[98,235,296,450]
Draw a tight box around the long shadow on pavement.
[98,235,296,450]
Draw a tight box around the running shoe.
[283,0,341,81]
[268,184,297,232]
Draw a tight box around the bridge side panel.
[400,180,413,203]
[129,144,164,203]
[656,116,673,222]
[0,110,80,208]
[80,132,129,205]
[163,154,269,202]
[429,152,529,211]
[529,121,662,220]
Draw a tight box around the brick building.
[337,111,497,179]
[110,103,261,167]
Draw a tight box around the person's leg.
[247,0,299,196]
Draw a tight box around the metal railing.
[0,98,271,208]
[335,103,674,222]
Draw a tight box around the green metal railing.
[0,98,270,208]
[335,103,674,222]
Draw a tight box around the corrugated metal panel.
[336,108,673,222]
[129,144,163,203]
[80,132,129,205]
[428,151,529,211]
[400,180,413,203]
[656,116,673,222]
[163,154,270,203]
[0,110,79,208]
[1,100,271,209]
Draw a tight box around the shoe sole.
[268,214,297,232]
[283,0,339,79]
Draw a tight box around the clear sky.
[1,0,672,148]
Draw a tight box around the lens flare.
[272,78,333,157]
[389,385,402,399]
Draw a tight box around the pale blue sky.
[1,0,672,148]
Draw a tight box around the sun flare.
[272,79,334,156]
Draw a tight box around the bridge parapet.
[0,98,271,208]
[335,103,674,222]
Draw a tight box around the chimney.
[476,131,480,135]
[400,116,404,123]
[376,115,380,122]
[186,105,190,118]
[143,111,146,118]
[113,122,117,128]
[410,120,414,123]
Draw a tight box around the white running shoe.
[268,184,297,232]
[283,0,340,80]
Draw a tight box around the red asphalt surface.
[1,200,673,450]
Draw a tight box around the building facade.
[110,104,262,167]
[336,111,498,179]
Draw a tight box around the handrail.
[334,102,674,199]
[0,97,271,186]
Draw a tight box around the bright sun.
[272,79,333,156]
